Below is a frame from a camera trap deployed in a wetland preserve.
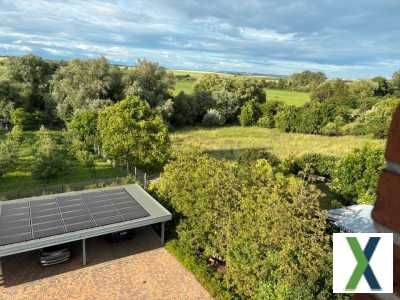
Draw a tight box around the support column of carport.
[0,258,3,285]
[161,222,165,246]
[82,239,87,266]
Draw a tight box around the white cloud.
[239,27,297,42]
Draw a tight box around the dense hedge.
[330,145,385,204]
[152,151,335,299]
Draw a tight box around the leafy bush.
[212,90,239,123]
[68,109,99,153]
[32,128,69,180]
[7,125,24,144]
[320,116,345,136]
[275,105,300,132]
[237,148,281,167]
[284,153,338,179]
[0,138,18,177]
[154,151,334,299]
[349,98,400,138]
[239,100,260,126]
[171,92,200,126]
[11,108,38,130]
[202,109,225,127]
[257,100,284,128]
[330,145,385,204]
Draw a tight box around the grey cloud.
[0,0,399,78]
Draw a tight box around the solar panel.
[0,188,150,246]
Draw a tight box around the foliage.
[7,125,24,144]
[157,98,174,124]
[51,57,122,121]
[330,145,385,204]
[237,148,281,167]
[202,109,225,127]
[32,127,69,180]
[288,70,327,91]
[371,76,391,97]
[257,100,284,128]
[98,95,170,171]
[320,116,345,136]
[392,70,400,95]
[155,151,333,299]
[10,107,45,130]
[348,80,378,99]
[0,55,58,126]
[171,92,201,126]
[194,75,266,107]
[123,59,175,107]
[68,110,99,153]
[165,240,232,300]
[310,79,350,103]
[274,105,300,132]
[0,100,14,125]
[212,90,240,122]
[239,100,260,126]
[284,152,338,179]
[348,98,400,138]
[0,137,18,178]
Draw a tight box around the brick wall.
[355,107,400,299]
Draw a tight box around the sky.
[0,0,399,79]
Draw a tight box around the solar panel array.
[0,188,150,246]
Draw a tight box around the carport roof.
[0,184,171,258]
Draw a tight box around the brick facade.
[356,106,400,300]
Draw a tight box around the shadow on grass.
[204,147,273,160]
[1,226,163,287]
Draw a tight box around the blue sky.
[0,0,399,78]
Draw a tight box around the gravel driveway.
[0,227,212,300]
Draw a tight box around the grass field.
[172,126,384,160]
[0,131,126,195]
[172,70,310,106]
[265,88,310,106]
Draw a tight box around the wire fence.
[0,165,158,201]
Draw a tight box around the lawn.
[0,131,126,197]
[264,88,310,106]
[171,126,385,160]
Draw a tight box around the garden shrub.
[32,127,69,180]
[202,109,225,127]
[284,152,338,179]
[0,138,18,177]
[154,151,335,299]
[320,116,345,136]
[351,98,400,138]
[274,105,300,132]
[239,100,260,126]
[212,90,240,123]
[330,145,385,204]
[171,92,200,126]
[257,100,284,128]
[237,148,281,167]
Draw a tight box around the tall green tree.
[68,110,99,153]
[98,95,170,172]
[51,57,122,121]
[0,55,58,126]
[123,59,175,107]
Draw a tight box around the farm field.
[265,88,310,106]
[171,126,385,160]
[0,131,126,196]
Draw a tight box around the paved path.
[0,227,212,300]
